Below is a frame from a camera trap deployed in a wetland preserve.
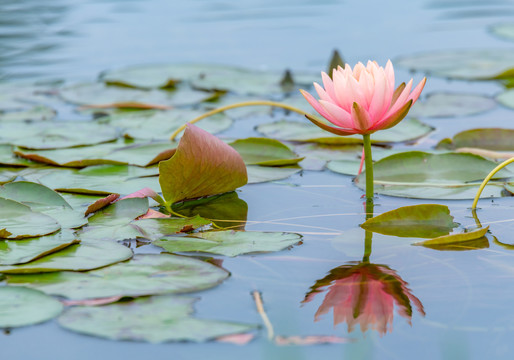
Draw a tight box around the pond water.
[3,0,514,359]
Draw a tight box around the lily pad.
[36,165,160,196]
[60,82,214,108]
[413,227,489,251]
[256,118,433,144]
[154,230,302,257]
[135,216,211,241]
[0,240,133,274]
[490,23,514,42]
[0,230,80,265]
[229,137,303,166]
[159,124,247,204]
[437,128,514,151]
[496,89,514,110]
[172,192,248,230]
[0,145,33,167]
[356,152,512,199]
[396,49,514,80]
[0,287,63,328]
[100,109,233,141]
[79,198,149,242]
[409,93,496,118]
[7,253,229,300]
[326,160,362,176]
[246,165,301,183]
[0,105,56,122]
[360,204,458,238]
[58,295,256,343]
[0,198,61,239]
[0,122,119,150]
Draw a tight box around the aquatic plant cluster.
[1,44,514,345]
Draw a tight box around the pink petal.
[321,72,338,102]
[300,89,338,123]
[305,114,358,136]
[314,82,333,103]
[368,69,388,123]
[407,77,427,104]
[351,102,372,132]
[332,70,353,112]
[319,100,353,128]
[386,79,413,117]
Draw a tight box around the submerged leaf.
[159,124,247,204]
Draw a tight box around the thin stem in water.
[472,157,514,209]
[169,101,310,141]
[362,134,374,201]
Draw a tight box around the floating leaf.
[159,124,247,204]
[0,240,133,274]
[0,287,63,328]
[7,253,229,300]
[0,145,33,167]
[413,227,489,251]
[437,128,514,151]
[0,230,79,265]
[256,118,433,144]
[120,187,164,204]
[134,216,211,241]
[84,194,120,216]
[360,205,458,238]
[3,122,119,150]
[356,152,512,199]
[490,23,514,42]
[409,93,496,118]
[326,160,362,176]
[229,137,303,166]
[154,230,302,257]
[396,49,514,80]
[172,192,248,230]
[36,165,160,196]
[246,165,301,183]
[0,105,56,122]
[100,109,233,141]
[0,198,60,239]
[58,295,257,343]
[79,198,149,242]
[60,82,213,107]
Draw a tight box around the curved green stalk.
[472,157,514,209]
[169,101,310,141]
[362,134,374,201]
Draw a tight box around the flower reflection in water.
[303,261,425,335]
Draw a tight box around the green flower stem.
[362,199,374,263]
[169,101,310,141]
[362,133,374,201]
[472,156,514,209]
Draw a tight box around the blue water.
[3,0,514,359]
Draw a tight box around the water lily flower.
[303,262,425,335]
[300,60,426,200]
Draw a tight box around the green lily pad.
[135,216,211,241]
[246,165,301,183]
[0,181,87,229]
[36,165,160,196]
[172,192,248,230]
[7,253,229,300]
[0,105,56,122]
[58,295,256,343]
[154,230,302,257]
[409,93,496,118]
[60,82,214,108]
[326,160,362,176]
[437,128,514,151]
[229,137,303,166]
[360,204,458,238]
[413,227,489,251]
[0,198,61,239]
[256,118,433,144]
[0,287,63,328]
[356,151,512,199]
[0,122,119,150]
[159,124,247,204]
[396,49,514,80]
[100,109,232,141]
[0,230,79,265]
[0,240,133,274]
[0,145,33,167]
[496,89,514,110]
[79,198,149,242]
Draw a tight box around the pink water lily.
[300,60,426,135]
